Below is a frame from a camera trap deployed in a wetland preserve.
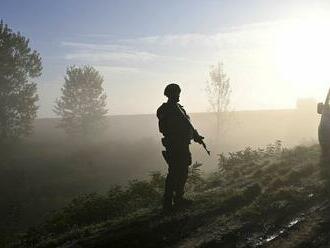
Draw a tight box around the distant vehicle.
[317,90,330,159]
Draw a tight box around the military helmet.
[164,83,181,97]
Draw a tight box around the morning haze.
[3,0,330,117]
[1,0,329,247]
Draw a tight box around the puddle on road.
[253,194,326,246]
[287,219,300,228]
[255,217,304,246]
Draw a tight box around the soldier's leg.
[163,164,175,209]
[174,146,192,204]
[174,164,189,201]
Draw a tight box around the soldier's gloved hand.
[194,134,204,144]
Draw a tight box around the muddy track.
[263,200,330,248]
[65,185,261,248]
[63,187,328,248]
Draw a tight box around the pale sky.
[2,0,330,117]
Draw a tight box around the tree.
[206,62,231,144]
[0,20,42,142]
[54,65,108,137]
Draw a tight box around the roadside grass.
[11,142,329,248]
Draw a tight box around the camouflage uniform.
[157,101,193,206]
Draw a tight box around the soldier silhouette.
[157,83,205,212]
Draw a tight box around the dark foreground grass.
[10,143,330,248]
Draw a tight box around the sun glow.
[275,13,330,97]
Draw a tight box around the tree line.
[0,20,231,145]
[0,20,109,144]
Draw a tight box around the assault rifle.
[176,104,211,155]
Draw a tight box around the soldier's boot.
[162,196,173,213]
[163,174,174,213]
[173,196,193,209]
[173,165,191,208]
[173,190,193,208]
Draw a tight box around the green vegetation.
[0,17,326,248]
[0,20,42,142]
[8,142,330,248]
[54,65,108,137]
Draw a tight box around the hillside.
[0,107,320,246]
[11,143,330,248]
[27,108,320,177]
[29,108,319,150]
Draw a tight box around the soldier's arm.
[193,129,205,144]
[156,106,167,135]
[179,104,201,142]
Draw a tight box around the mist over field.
[2,103,321,247]
[3,1,330,247]
[24,102,319,186]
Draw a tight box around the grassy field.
[9,142,330,248]
[0,107,322,247]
